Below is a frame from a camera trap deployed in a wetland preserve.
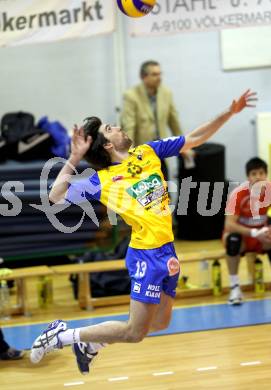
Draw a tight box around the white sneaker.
[228,285,243,305]
[30,320,67,364]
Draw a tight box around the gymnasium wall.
[0,35,116,132]
[0,28,270,181]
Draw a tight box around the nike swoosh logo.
[18,133,50,154]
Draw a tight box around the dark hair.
[140,60,160,78]
[83,116,111,169]
[246,157,268,176]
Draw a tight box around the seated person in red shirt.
[223,157,271,305]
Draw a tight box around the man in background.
[121,60,182,145]
[121,60,192,182]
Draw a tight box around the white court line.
[108,377,129,382]
[240,361,262,366]
[197,366,217,372]
[152,371,174,376]
[64,381,85,387]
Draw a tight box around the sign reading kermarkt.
[0,0,115,47]
[129,0,271,36]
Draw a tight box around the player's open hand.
[230,89,257,114]
[255,226,271,244]
[70,124,92,161]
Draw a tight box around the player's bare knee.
[160,320,170,330]
[152,320,170,332]
[127,333,145,343]
[125,325,148,343]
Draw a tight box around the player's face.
[99,124,132,152]
[247,168,267,185]
[143,65,162,89]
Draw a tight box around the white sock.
[58,329,108,352]
[229,274,239,288]
[58,329,81,346]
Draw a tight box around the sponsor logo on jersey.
[112,175,124,182]
[126,174,165,207]
[145,284,161,299]
[167,257,180,276]
[133,282,141,293]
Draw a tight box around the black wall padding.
[1,244,92,259]
[0,160,106,263]
[175,143,227,240]
[189,142,225,182]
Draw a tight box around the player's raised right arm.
[49,125,92,204]
[181,90,257,152]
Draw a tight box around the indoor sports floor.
[1,239,271,389]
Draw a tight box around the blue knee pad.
[226,233,242,256]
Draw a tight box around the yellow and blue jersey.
[66,136,185,250]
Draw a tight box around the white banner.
[0,0,115,47]
[129,0,271,36]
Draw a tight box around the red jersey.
[225,181,271,228]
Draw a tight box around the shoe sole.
[228,300,243,306]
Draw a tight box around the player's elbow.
[48,190,64,204]
[48,192,57,204]
[181,139,198,153]
[183,135,201,151]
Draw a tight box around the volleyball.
[116,0,156,18]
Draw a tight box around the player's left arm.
[181,89,257,152]
[49,125,92,204]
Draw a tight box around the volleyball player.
[30,90,256,374]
